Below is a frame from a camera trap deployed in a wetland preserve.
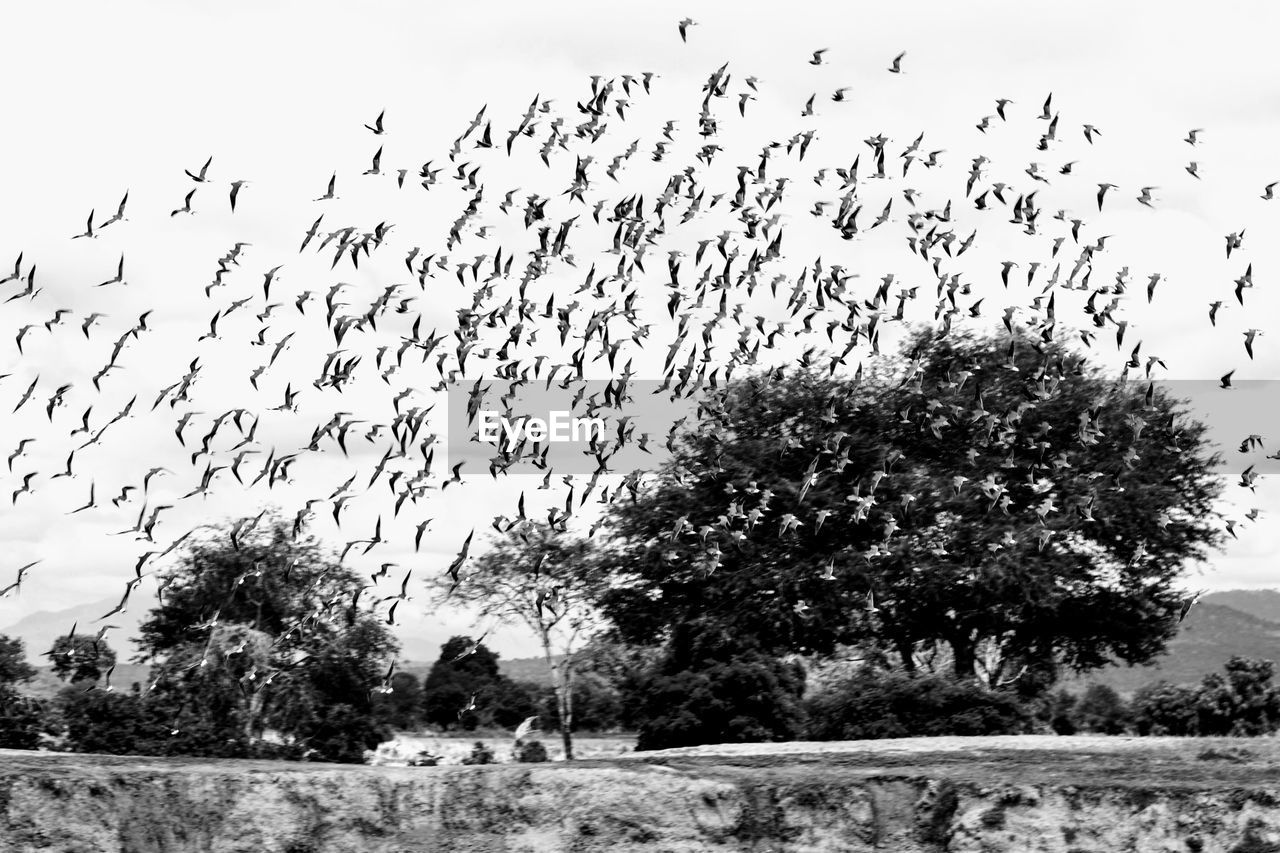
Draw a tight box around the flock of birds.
[0,17,1274,696]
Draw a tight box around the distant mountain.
[1201,589,1280,625]
[0,597,146,664]
[1061,598,1280,696]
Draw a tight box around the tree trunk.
[896,638,917,673]
[561,663,575,761]
[244,686,267,745]
[540,633,574,761]
[951,638,977,680]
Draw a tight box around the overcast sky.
[1,1,1279,661]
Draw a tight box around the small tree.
[48,634,118,685]
[1074,683,1129,734]
[433,522,609,760]
[135,514,398,762]
[374,671,425,730]
[421,636,534,731]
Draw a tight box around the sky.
[1,1,1280,662]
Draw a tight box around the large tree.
[135,512,399,762]
[600,328,1225,687]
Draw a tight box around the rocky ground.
[5,735,1280,851]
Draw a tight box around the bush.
[1129,657,1280,738]
[1074,684,1129,734]
[804,668,1032,741]
[1043,688,1078,735]
[1131,681,1200,736]
[0,689,45,750]
[461,741,496,765]
[633,626,806,752]
[515,739,549,763]
[1215,657,1280,736]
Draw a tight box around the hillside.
[0,597,146,664]
[1060,597,1280,695]
[1200,588,1280,625]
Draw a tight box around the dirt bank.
[4,736,1280,851]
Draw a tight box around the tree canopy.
[48,633,117,685]
[437,522,610,758]
[599,328,1225,686]
[133,512,399,761]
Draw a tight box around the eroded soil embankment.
[5,738,1280,851]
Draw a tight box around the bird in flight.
[888,51,906,73]
[185,156,213,183]
[365,109,386,135]
[170,188,197,217]
[677,18,695,42]
[1096,183,1116,211]
[71,210,96,240]
[229,181,248,212]
[315,173,337,202]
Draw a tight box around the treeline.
[0,331,1252,762]
[0,630,632,758]
[1045,657,1280,737]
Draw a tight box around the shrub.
[1074,684,1129,734]
[515,739,549,763]
[461,741,496,765]
[1130,658,1280,738]
[1130,681,1199,735]
[804,668,1032,741]
[1044,688,1078,735]
[1218,657,1280,736]
[59,687,169,755]
[633,627,806,752]
[0,689,45,750]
